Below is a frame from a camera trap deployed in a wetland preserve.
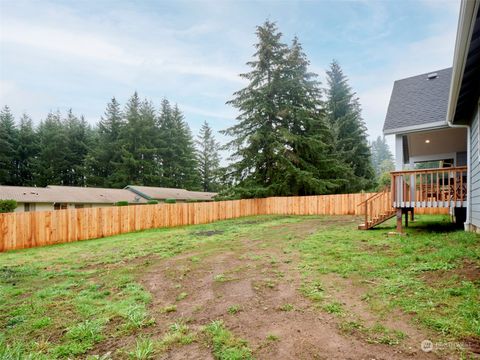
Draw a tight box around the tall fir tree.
[0,106,18,185]
[274,37,350,195]
[324,60,374,192]
[86,97,125,187]
[64,110,92,186]
[16,114,39,186]
[223,21,349,197]
[158,100,200,189]
[196,121,221,192]
[34,111,70,186]
[222,21,289,197]
[116,93,159,186]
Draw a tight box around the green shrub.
[115,201,129,207]
[185,199,198,203]
[164,199,176,204]
[147,200,159,205]
[0,200,17,213]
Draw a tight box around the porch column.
[395,134,404,170]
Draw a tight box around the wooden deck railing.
[391,166,467,208]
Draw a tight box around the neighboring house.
[0,185,147,212]
[373,0,479,232]
[125,185,217,202]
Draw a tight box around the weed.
[279,303,294,312]
[266,334,280,341]
[300,281,324,301]
[204,320,253,360]
[176,292,188,301]
[159,322,195,349]
[160,305,177,313]
[129,337,154,359]
[322,302,344,315]
[227,305,242,315]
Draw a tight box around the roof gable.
[383,67,452,134]
[125,186,216,201]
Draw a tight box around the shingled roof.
[0,185,147,204]
[125,186,217,201]
[383,67,452,134]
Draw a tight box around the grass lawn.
[0,214,479,359]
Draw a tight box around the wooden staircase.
[357,187,395,230]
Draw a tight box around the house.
[0,184,218,212]
[447,0,480,231]
[0,185,147,212]
[367,0,479,232]
[125,185,217,202]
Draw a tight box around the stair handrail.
[358,186,393,229]
[357,186,390,207]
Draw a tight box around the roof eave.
[447,0,480,125]
[383,121,450,135]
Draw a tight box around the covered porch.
[392,126,468,231]
[392,126,468,207]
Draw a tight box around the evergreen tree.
[370,136,394,177]
[222,21,289,197]
[324,60,374,192]
[16,114,39,186]
[223,21,348,197]
[86,97,124,187]
[116,93,159,186]
[34,111,70,186]
[196,121,221,192]
[64,110,92,186]
[0,106,18,185]
[158,100,200,189]
[274,38,350,195]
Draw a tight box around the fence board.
[0,192,449,252]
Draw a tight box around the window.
[24,203,35,212]
[54,203,68,210]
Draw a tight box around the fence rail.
[0,193,447,252]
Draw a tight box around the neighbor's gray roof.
[383,67,452,134]
[125,185,217,201]
[0,185,147,204]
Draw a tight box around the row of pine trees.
[0,97,221,192]
[0,21,387,198]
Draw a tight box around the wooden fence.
[0,193,447,252]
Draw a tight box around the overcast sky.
[0,0,460,154]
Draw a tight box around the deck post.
[404,210,409,227]
[396,208,403,233]
[410,208,414,222]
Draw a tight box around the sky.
[0,0,461,156]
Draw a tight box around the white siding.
[470,105,480,228]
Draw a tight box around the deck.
[358,166,467,230]
[391,166,467,209]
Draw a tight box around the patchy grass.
[204,320,253,360]
[1,213,478,358]
[295,215,480,341]
[0,215,297,359]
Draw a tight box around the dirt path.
[140,218,443,359]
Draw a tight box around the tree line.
[0,96,221,192]
[1,21,391,198]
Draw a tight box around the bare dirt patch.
[134,217,445,359]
